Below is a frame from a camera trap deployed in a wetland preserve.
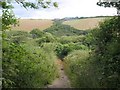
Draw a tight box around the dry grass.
[12,19,53,32]
[63,18,105,30]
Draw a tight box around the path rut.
[47,59,71,88]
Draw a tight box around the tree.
[0,0,58,31]
[93,0,120,88]
[97,0,120,15]
[0,0,58,9]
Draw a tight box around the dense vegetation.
[1,1,58,87]
[2,19,88,88]
[44,21,87,37]
[1,0,120,88]
[90,17,120,87]
[2,14,120,88]
[2,30,59,88]
[64,16,120,88]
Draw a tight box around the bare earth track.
[47,59,71,88]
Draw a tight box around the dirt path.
[47,59,71,88]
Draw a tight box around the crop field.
[12,19,53,31]
[63,18,105,30]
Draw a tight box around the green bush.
[6,31,30,38]
[30,29,45,38]
[11,36,29,44]
[5,31,32,44]
[55,42,88,59]
[55,43,73,59]
[58,36,85,44]
[2,38,58,88]
[89,16,120,88]
[36,33,55,45]
[64,50,100,88]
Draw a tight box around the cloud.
[13,0,117,19]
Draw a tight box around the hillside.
[12,17,106,32]
[44,21,87,37]
[63,17,105,30]
[12,19,53,32]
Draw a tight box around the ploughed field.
[12,19,53,31]
[63,18,105,30]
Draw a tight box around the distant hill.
[12,19,53,32]
[44,21,87,37]
[62,17,108,30]
[11,16,111,32]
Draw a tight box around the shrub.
[55,43,72,59]
[55,42,89,59]
[30,29,45,38]
[89,16,120,88]
[59,36,85,44]
[6,31,30,38]
[36,33,55,45]
[5,31,32,44]
[64,50,100,88]
[2,38,58,88]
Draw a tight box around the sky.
[12,0,117,19]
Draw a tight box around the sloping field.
[12,19,53,31]
[63,18,105,30]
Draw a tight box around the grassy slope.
[63,18,105,30]
[12,19,53,32]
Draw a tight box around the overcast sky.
[12,0,117,19]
